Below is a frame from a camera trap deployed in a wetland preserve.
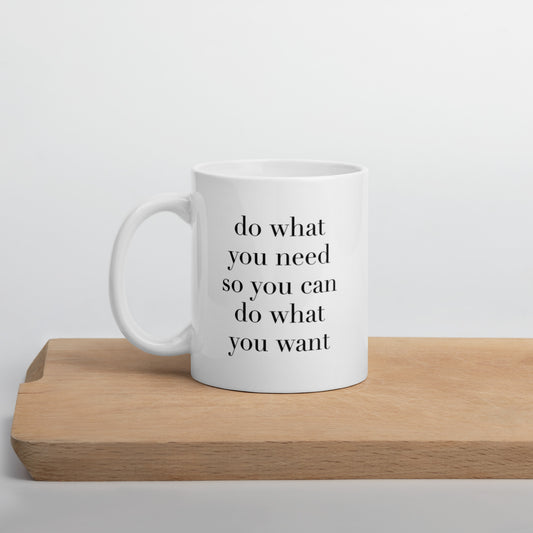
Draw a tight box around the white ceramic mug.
[109,159,368,393]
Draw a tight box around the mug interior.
[193,159,363,179]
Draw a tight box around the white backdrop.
[1,1,533,531]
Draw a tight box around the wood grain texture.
[11,338,533,480]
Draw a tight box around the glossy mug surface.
[109,160,368,393]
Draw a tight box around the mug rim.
[193,159,367,180]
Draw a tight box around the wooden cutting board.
[11,338,533,480]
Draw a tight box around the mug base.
[189,372,368,394]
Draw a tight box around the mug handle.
[109,193,193,356]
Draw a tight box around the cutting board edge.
[11,436,533,481]
[25,340,50,382]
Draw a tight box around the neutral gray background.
[1,0,532,531]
